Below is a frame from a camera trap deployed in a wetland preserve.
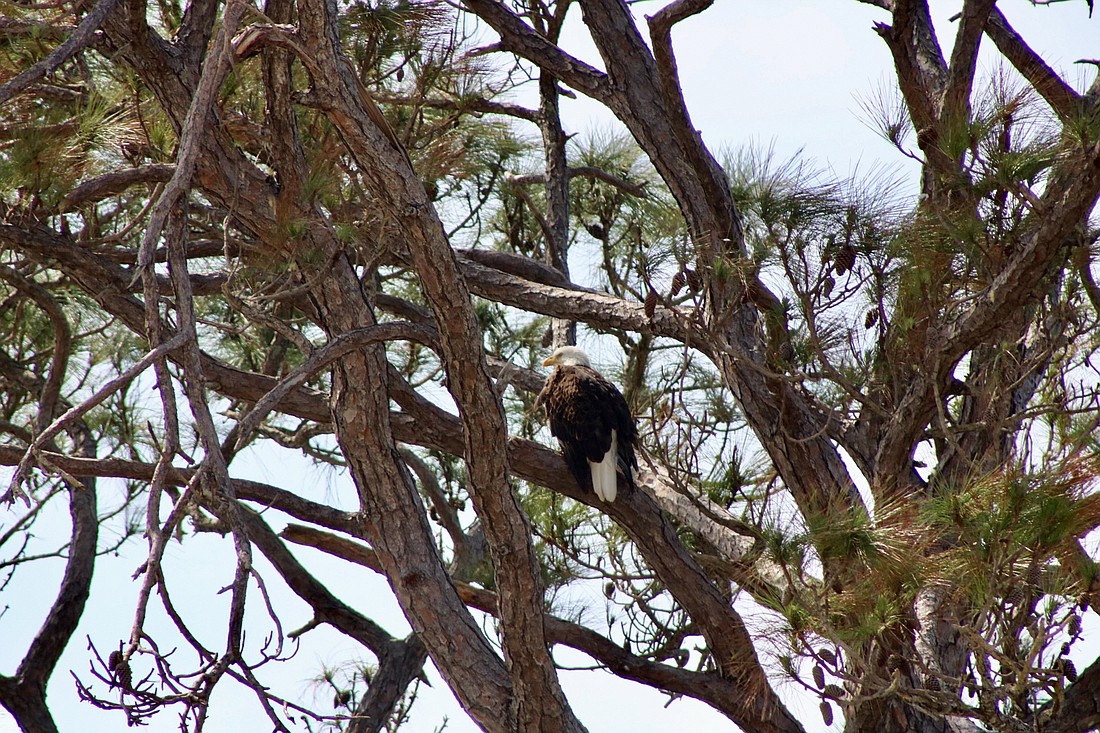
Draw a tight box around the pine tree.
[2,1,1099,732]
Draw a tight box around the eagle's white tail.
[589,429,618,502]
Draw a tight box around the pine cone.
[834,244,857,275]
[107,650,132,690]
[644,289,658,318]
[819,700,834,726]
[670,271,686,297]
[684,268,702,292]
[1026,562,1043,589]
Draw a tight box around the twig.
[4,332,186,504]
[232,322,438,452]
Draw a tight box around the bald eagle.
[535,346,637,502]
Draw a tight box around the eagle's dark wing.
[539,365,637,492]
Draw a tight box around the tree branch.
[939,0,997,129]
[60,164,176,210]
[0,0,121,106]
[983,7,1083,121]
[460,0,611,101]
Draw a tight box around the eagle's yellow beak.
[542,355,558,367]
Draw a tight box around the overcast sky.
[2,2,1098,732]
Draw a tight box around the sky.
[2,1,1099,732]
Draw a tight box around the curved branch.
[240,510,427,733]
[460,0,611,101]
[0,426,97,733]
[984,8,1083,121]
[60,165,176,211]
[0,266,73,433]
[232,321,439,452]
[0,0,121,106]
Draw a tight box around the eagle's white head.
[542,345,591,368]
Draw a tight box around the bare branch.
[371,88,540,122]
[0,0,121,105]
[506,165,648,198]
[939,0,997,128]
[3,332,186,504]
[60,165,176,210]
[984,7,1084,120]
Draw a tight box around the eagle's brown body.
[536,347,637,501]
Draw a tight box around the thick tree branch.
[939,0,996,129]
[875,0,953,172]
[460,0,611,101]
[505,165,648,198]
[60,164,176,210]
[371,88,540,123]
[296,0,585,723]
[240,509,426,733]
[0,0,121,105]
[984,8,1084,121]
[0,425,97,733]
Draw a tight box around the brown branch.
[457,248,571,287]
[0,18,76,41]
[397,448,478,577]
[0,446,363,536]
[370,89,540,123]
[0,267,72,433]
[0,434,97,733]
[232,322,439,452]
[241,514,391,652]
[984,8,1083,121]
[459,0,611,102]
[939,0,997,128]
[504,171,558,250]
[457,255,692,344]
[134,0,245,279]
[0,0,122,105]
[536,67,574,349]
[290,0,522,725]
[3,332,187,504]
[60,164,176,211]
[875,0,952,171]
[646,0,713,189]
[240,511,426,733]
[506,165,648,199]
